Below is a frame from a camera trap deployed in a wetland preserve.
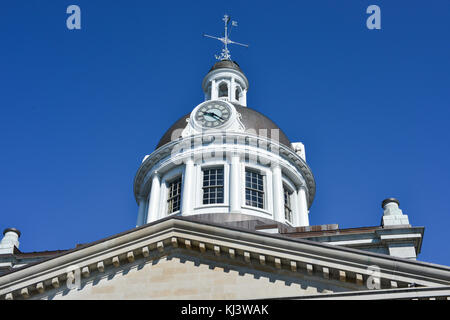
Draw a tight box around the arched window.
[283,185,293,223]
[167,176,182,214]
[202,167,224,204]
[218,82,228,98]
[235,87,242,102]
[245,169,265,209]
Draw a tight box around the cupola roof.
[209,60,243,73]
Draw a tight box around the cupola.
[202,60,249,106]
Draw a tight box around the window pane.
[167,177,182,214]
[284,187,292,222]
[219,83,228,97]
[203,168,224,204]
[245,169,264,209]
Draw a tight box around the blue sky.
[0,1,449,266]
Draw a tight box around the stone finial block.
[157,241,164,252]
[229,248,235,259]
[382,215,410,227]
[290,261,297,272]
[171,237,178,248]
[97,261,105,272]
[82,266,90,278]
[127,252,135,263]
[382,198,410,226]
[51,277,60,288]
[339,271,346,282]
[112,256,120,267]
[0,228,20,255]
[274,258,281,269]
[36,282,45,294]
[322,267,330,279]
[214,245,220,256]
[382,198,400,212]
[244,251,251,262]
[20,288,29,299]
[291,142,306,161]
[184,240,191,250]
[199,243,206,253]
[5,293,13,300]
[259,255,265,265]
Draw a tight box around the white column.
[136,197,146,227]
[146,173,161,223]
[0,229,20,255]
[272,164,284,223]
[242,89,247,106]
[229,154,241,213]
[291,190,300,226]
[297,186,309,227]
[181,158,195,215]
[231,77,236,102]
[211,79,217,100]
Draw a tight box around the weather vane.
[203,14,249,61]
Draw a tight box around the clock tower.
[134,44,315,229]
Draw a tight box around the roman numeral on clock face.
[195,102,233,128]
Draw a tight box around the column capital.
[151,170,160,178]
[270,161,281,170]
[184,156,194,164]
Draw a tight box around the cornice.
[1,217,448,300]
[133,132,316,207]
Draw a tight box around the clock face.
[194,102,232,128]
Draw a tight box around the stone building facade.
[1,56,449,300]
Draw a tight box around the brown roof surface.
[155,105,293,150]
[278,225,382,239]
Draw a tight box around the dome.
[155,104,292,150]
[209,60,243,73]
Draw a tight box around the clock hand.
[213,114,225,122]
[205,112,225,122]
[210,112,225,121]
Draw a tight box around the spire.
[203,14,249,61]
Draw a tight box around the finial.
[203,14,249,61]
[3,228,21,237]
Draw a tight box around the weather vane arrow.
[203,14,249,61]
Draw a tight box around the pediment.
[46,252,357,300]
[1,217,449,300]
